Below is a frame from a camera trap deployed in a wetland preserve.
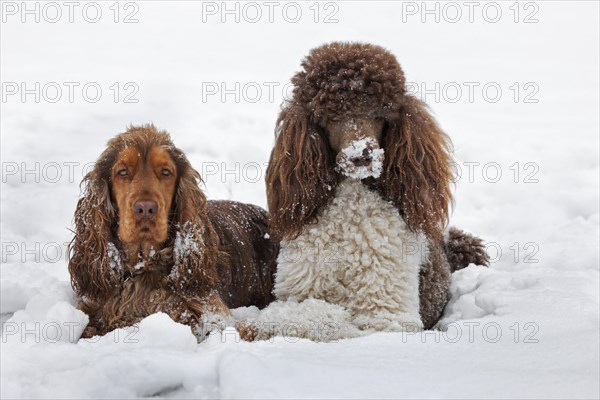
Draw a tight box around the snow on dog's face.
[326,117,385,179]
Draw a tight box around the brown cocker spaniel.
[68,125,277,338]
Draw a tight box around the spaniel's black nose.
[133,200,158,219]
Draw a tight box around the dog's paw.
[248,299,363,341]
[353,312,423,332]
[236,320,258,342]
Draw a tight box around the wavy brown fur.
[266,42,488,329]
[267,42,452,240]
[68,125,277,337]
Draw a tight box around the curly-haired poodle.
[250,42,489,340]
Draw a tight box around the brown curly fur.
[445,227,490,272]
[267,42,452,241]
[68,125,277,337]
[265,42,488,329]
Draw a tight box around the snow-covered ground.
[1,1,598,398]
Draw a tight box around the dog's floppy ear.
[68,160,121,301]
[168,147,219,296]
[266,105,337,240]
[378,95,453,238]
[171,147,207,225]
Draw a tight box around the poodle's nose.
[349,147,373,167]
[133,200,158,220]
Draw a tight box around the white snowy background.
[1,1,598,398]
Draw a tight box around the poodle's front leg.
[246,298,362,341]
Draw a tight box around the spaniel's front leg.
[167,291,236,341]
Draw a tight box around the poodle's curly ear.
[168,148,219,297]
[68,167,121,301]
[266,106,338,240]
[378,95,453,238]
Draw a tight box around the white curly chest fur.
[274,180,428,332]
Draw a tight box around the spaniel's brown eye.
[117,168,128,177]
[161,168,172,177]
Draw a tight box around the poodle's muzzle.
[336,137,385,179]
[326,118,385,179]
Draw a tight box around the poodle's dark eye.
[161,168,172,177]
